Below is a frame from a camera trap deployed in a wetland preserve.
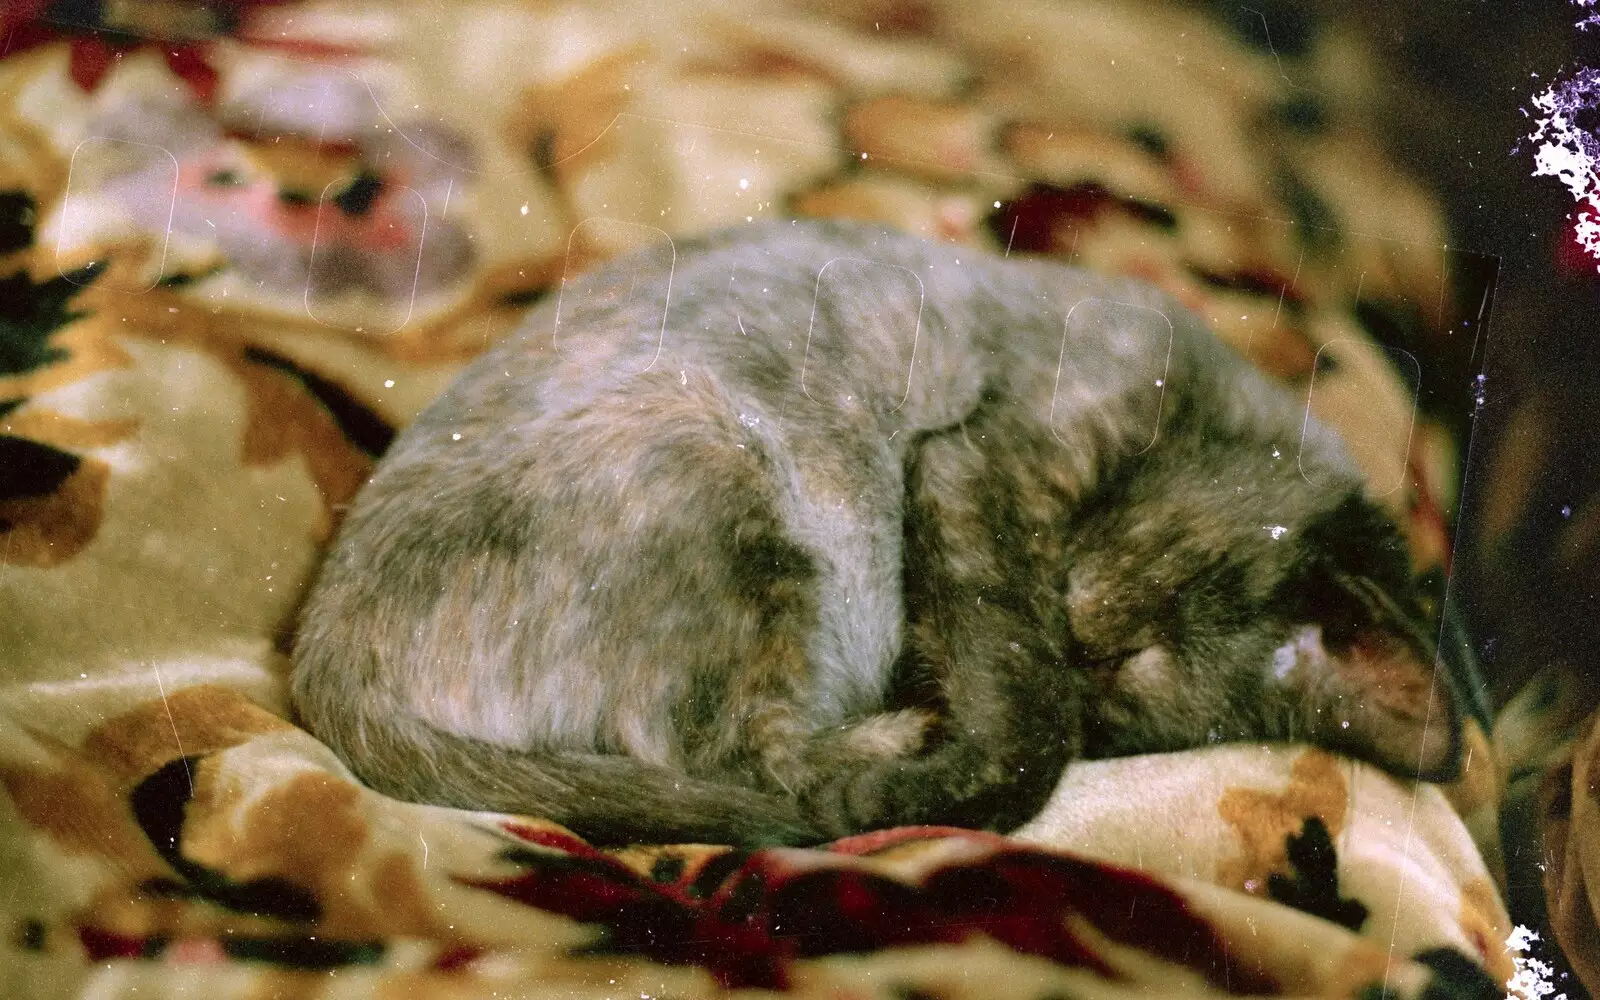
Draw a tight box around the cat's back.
[411,219,1234,436]
[337,218,1337,542]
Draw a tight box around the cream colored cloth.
[0,1,1510,996]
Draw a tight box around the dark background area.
[1305,0,1598,713]
[1312,3,1597,987]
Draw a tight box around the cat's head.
[1064,454,1462,783]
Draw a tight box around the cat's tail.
[304,706,825,848]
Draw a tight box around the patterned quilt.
[0,1,1519,997]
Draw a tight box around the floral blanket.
[0,1,1516,997]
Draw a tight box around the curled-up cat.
[291,219,1462,847]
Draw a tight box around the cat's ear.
[1296,492,1413,587]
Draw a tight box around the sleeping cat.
[291,219,1462,847]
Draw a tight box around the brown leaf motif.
[1217,748,1349,897]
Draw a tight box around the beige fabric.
[0,1,1513,996]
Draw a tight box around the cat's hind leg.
[798,411,1089,837]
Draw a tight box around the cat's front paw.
[801,742,1058,839]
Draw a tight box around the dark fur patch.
[726,525,818,612]
[1299,493,1414,596]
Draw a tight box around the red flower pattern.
[0,0,303,101]
[453,822,1277,993]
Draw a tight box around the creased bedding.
[0,1,1516,997]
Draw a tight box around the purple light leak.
[1526,3,1600,272]
[1578,0,1600,31]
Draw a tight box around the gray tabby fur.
[291,219,1462,846]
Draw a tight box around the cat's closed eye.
[1076,631,1164,669]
